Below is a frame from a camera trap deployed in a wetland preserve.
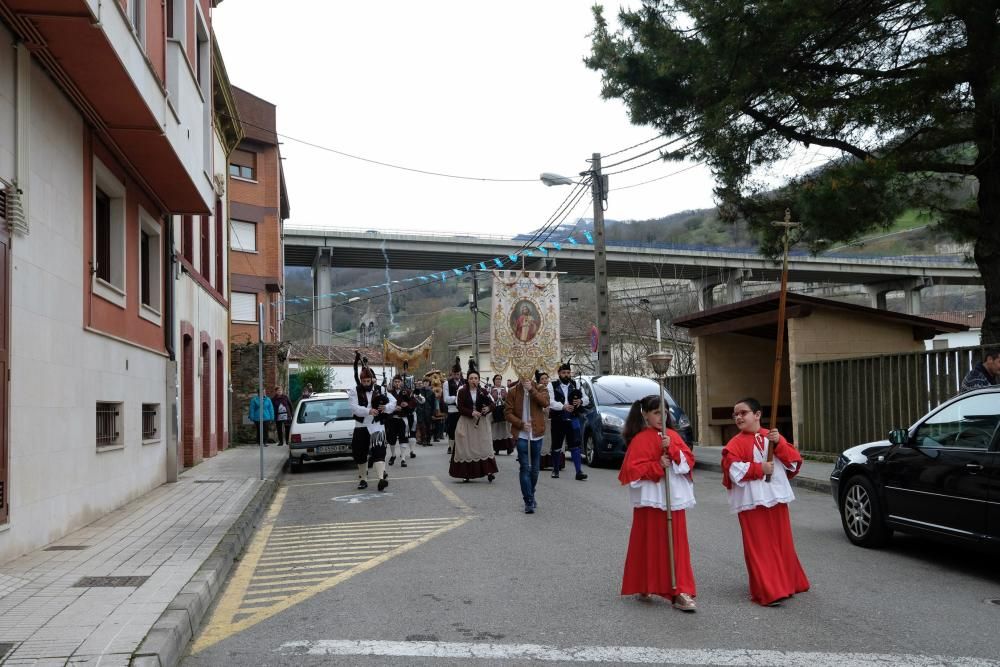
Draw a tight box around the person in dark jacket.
[272,386,293,446]
[960,351,999,393]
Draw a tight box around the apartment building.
[228,87,289,346]
[0,0,218,561]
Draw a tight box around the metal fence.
[798,344,999,453]
[666,374,698,437]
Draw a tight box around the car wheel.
[840,475,890,548]
[584,431,600,468]
[289,457,303,474]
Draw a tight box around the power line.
[221,112,538,183]
[603,135,664,158]
[611,162,704,191]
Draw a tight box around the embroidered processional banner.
[383,333,434,369]
[490,270,560,379]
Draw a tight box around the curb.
[693,460,831,495]
[130,476,280,667]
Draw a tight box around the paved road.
[183,444,1000,666]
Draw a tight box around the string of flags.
[280,227,596,307]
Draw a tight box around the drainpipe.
[164,215,179,482]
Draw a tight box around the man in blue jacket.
[960,350,999,393]
[249,394,274,445]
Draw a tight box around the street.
[184,446,1000,666]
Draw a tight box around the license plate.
[317,444,350,455]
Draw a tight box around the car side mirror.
[888,429,909,446]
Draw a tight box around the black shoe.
[383,471,389,480]
[447,447,452,454]
[576,472,588,481]
[410,451,416,458]
[552,472,559,479]
[531,499,538,510]
[357,480,368,490]
[388,456,396,466]
[524,503,534,514]
[377,478,388,491]
[400,460,407,467]
[487,474,495,483]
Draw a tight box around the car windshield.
[590,377,677,407]
[297,398,352,424]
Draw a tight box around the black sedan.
[830,387,1000,549]
[576,375,694,467]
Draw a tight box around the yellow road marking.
[258,539,422,553]
[431,476,471,512]
[285,474,433,488]
[271,518,455,531]
[253,554,385,568]
[266,527,445,541]
[192,515,471,653]
[255,559,367,573]
[251,567,364,581]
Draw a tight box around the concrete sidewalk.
[692,445,835,495]
[0,444,286,667]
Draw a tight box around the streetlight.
[540,155,611,375]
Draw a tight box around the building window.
[92,158,126,307]
[182,215,194,263]
[166,0,175,37]
[96,402,122,449]
[142,403,160,441]
[139,209,162,319]
[200,214,211,278]
[128,0,144,46]
[231,292,258,322]
[229,149,256,180]
[215,198,224,291]
[230,219,256,253]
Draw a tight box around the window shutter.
[230,220,256,252]
[232,292,257,322]
[231,149,255,169]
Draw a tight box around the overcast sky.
[213,1,720,236]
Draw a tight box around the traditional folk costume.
[722,428,810,605]
[618,427,696,600]
[443,372,462,453]
[387,385,418,466]
[348,380,396,491]
[489,383,513,455]
[449,385,499,481]
[547,374,589,479]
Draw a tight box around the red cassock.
[722,429,810,605]
[618,427,696,599]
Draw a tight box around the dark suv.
[576,375,694,467]
[831,387,1000,550]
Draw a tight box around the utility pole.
[470,269,480,371]
[591,153,612,375]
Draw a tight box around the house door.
[0,214,9,523]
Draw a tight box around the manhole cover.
[43,545,89,551]
[73,576,150,588]
[194,480,225,484]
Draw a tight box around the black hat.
[559,362,571,372]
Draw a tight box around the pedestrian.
[489,374,513,455]
[348,365,396,491]
[960,350,999,393]
[547,363,589,481]
[722,397,809,606]
[618,394,697,611]
[443,358,464,454]
[272,385,293,447]
[387,374,417,467]
[449,369,498,483]
[504,374,550,514]
[414,379,434,446]
[249,393,274,446]
[301,383,314,400]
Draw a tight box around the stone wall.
[231,341,288,444]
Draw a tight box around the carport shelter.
[672,292,967,447]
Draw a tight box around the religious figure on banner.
[510,300,541,343]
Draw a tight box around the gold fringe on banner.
[383,333,435,369]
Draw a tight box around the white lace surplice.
[628,456,696,512]
[727,433,799,514]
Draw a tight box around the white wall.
[0,42,168,563]
[925,330,981,350]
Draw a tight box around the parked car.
[830,387,1000,549]
[576,375,694,467]
[288,391,356,472]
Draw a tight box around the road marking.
[333,492,396,503]
[430,476,471,512]
[286,474,433,488]
[275,640,1000,666]
[192,515,471,653]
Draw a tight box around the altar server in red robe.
[722,397,810,606]
[618,395,697,611]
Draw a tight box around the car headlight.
[676,414,691,430]
[832,455,848,475]
[602,413,625,429]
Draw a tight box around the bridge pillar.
[725,269,750,304]
[691,278,720,311]
[313,247,333,345]
[864,277,932,314]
